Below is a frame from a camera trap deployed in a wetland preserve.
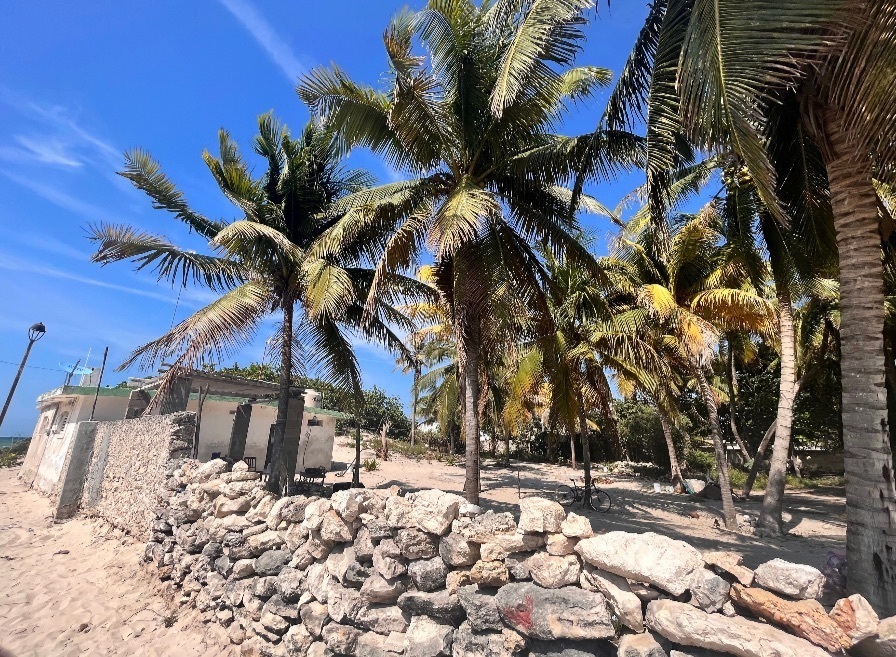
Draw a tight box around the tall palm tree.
[604,0,896,612]
[298,1,641,503]
[88,115,418,493]
[615,210,776,529]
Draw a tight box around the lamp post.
[0,322,47,432]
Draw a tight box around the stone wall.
[81,413,194,541]
[144,460,894,657]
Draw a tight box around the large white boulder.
[754,558,825,600]
[576,531,704,596]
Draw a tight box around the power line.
[0,360,65,372]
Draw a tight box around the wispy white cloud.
[216,0,308,82]
[0,169,121,222]
[0,136,84,168]
[0,87,122,173]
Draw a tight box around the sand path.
[0,469,236,657]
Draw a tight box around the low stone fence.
[144,459,893,657]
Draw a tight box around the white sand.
[0,469,236,657]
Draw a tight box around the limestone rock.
[753,558,825,600]
[300,600,330,637]
[446,569,474,594]
[275,567,304,603]
[560,512,594,539]
[254,549,291,576]
[327,584,364,624]
[452,512,518,543]
[506,554,531,581]
[284,623,314,655]
[355,632,387,657]
[481,543,508,562]
[545,534,578,556]
[320,510,354,543]
[646,599,833,657]
[408,557,450,592]
[494,583,614,641]
[215,495,251,518]
[404,615,454,657]
[374,539,408,579]
[361,573,408,604]
[253,576,279,599]
[618,633,667,657]
[518,497,566,534]
[303,499,333,531]
[410,489,464,536]
[330,489,364,522]
[355,526,376,562]
[729,584,851,652]
[439,533,481,567]
[355,603,412,635]
[259,609,290,635]
[702,551,754,587]
[396,528,440,560]
[576,532,703,596]
[527,553,581,589]
[191,458,229,484]
[279,495,311,523]
[232,558,256,579]
[829,594,880,645]
[580,563,643,632]
[851,614,896,657]
[385,495,415,528]
[457,585,504,631]
[471,560,510,588]
[264,594,299,621]
[247,530,285,554]
[452,622,527,657]
[323,622,362,656]
[398,590,465,623]
[306,562,333,604]
[688,569,730,614]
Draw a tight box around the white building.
[20,380,348,496]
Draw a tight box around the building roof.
[36,386,351,419]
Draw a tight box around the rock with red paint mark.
[493,582,614,641]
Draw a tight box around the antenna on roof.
[60,360,93,386]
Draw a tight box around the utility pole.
[0,322,46,432]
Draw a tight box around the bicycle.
[554,478,612,512]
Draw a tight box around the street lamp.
[0,322,47,431]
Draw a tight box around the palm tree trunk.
[266,299,293,494]
[410,364,419,447]
[742,420,775,498]
[461,329,481,505]
[693,364,738,530]
[825,110,896,615]
[569,429,577,470]
[659,407,684,492]
[726,340,751,461]
[756,286,797,535]
[578,394,592,509]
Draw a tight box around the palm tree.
[88,115,418,493]
[604,0,896,612]
[615,210,775,529]
[298,1,641,503]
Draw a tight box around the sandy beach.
[0,468,236,657]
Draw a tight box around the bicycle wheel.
[555,484,577,507]
[588,487,612,512]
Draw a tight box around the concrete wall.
[19,396,83,494]
[80,412,194,540]
[296,414,336,471]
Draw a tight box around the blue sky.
[0,0,648,435]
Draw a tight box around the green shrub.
[362,458,379,472]
[0,439,30,468]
